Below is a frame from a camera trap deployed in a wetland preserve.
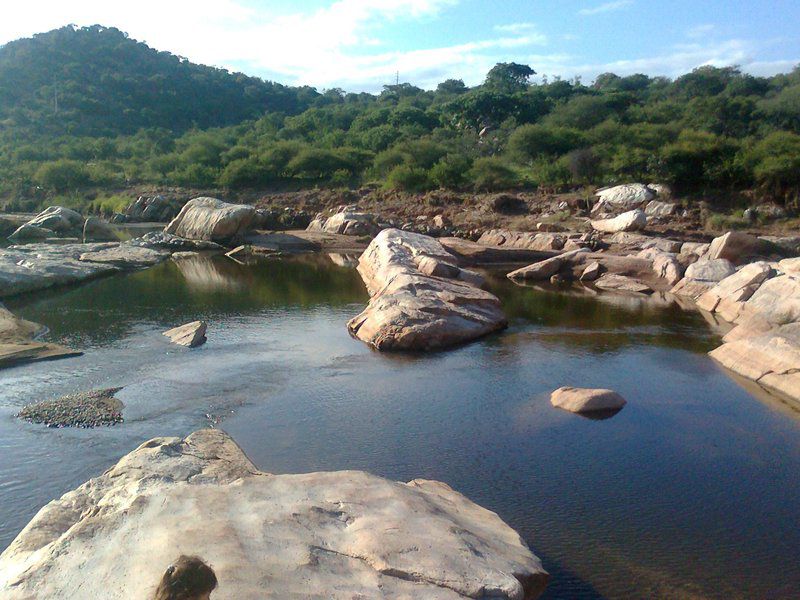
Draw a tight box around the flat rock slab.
[507,248,590,281]
[551,386,627,415]
[0,342,82,369]
[594,273,653,294]
[17,388,124,428]
[348,229,507,351]
[78,244,169,268]
[0,429,548,599]
[440,237,554,266]
[163,321,207,347]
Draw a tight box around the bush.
[89,194,131,215]
[468,157,518,191]
[429,154,473,188]
[384,164,433,192]
[34,159,90,191]
[507,124,585,163]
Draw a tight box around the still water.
[2,254,800,599]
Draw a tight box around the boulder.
[507,249,590,281]
[709,323,800,405]
[651,252,684,286]
[779,257,800,274]
[165,197,255,244]
[644,200,677,219]
[684,259,736,283]
[696,262,774,315]
[594,273,652,294]
[593,184,655,213]
[347,229,507,351]
[24,206,84,232]
[0,430,549,599]
[78,244,169,268]
[307,208,380,236]
[0,304,81,369]
[708,231,765,264]
[124,195,182,223]
[591,209,647,233]
[8,223,54,241]
[550,386,627,414]
[478,230,566,252]
[580,261,602,282]
[82,217,117,241]
[163,321,207,347]
[647,183,672,198]
[738,275,800,327]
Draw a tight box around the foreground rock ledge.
[348,229,507,351]
[0,429,548,600]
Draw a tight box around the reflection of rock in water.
[327,253,360,268]
[173,256,251,292]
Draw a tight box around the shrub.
[429,154,473,188]
[384,164,433,192]
[34,159,90,191]
[468,157,518,191]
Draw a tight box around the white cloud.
[687,24,715,39]
[494,22,537,34]
[579,1,634,16]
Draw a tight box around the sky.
[1,0,799,92]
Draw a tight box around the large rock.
[696,262,774,315]
[82,217,117,241]
[594,273,653,294]
[165,197,255,244]
[478,230,566,252]
[24,206,83,233]
[163,321,207,347]
[78,244,170,268]
[125,195,182,223]
[7,223,54,241]
[307,208,380,236]
[0,304,82,369]
[507,249,590,281]
[738,275,800,327]
[550,386,627,414]
[593,184,655,213]
[347,229,507,351]
[644,200,677,219]
[591,209,647,233]
[684,259,736,283]
[0,429,548,599]
[707,231,765,264]
[710,323,800,405]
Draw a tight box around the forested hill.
[0,25,317,136]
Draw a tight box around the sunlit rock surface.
[0,429,548,600]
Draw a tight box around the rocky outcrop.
[670,258,737,300]
[695,262,774,316]
[307,207,380,236]
[591,209,647,233]
[122,195,183,223]
[707,231,768,264]
[347,229,507,351]
[593,184,655,213]
[163,321,207,347]
[0,304,81,369]
[550,386,627,414]
[644,200,677,219]
[0,242,171,298]
[507,249,590,281]
[165,197,255,244]
[478,230,566,252]
[0,429,548,599]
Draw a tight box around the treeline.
[0,26,799,207]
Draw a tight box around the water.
[2,254,800,599]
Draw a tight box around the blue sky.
[2,0,799,91]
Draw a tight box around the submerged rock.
[550,386,627,415]
[163,321,207,347]
[17,388,124,428]
[0,429,549,599]
[594,273,653,294]
[347,229,507,351]
[165,197,255,244]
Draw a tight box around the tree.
[484,63,536,93]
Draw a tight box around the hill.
[0,25,316,136]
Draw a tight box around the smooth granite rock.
[593,184,655,213]
[550,386,627,414]
[478,230,566,252]
[0,429,548,600]
[507,249,590,281]
[348,229,507,351]
[163,321,207,347]
[165,197,255,244]
[591,209,647,233]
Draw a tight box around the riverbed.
[2,253,800,599]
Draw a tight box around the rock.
[478,230,566,252]
[685,259,736,283]
[171,251,200,260]
[131,231,224,251]
[0,243,120,298]
[651,252,684,286]
[754,203,787,219]
[82,217,117,241]
[709,323,800,405]
[439,237,553,266]
[647,183,672,198]
[507,249,590,281]
[0,430,548,599]
[644,200,677,219]
[707,231,764,264]
[759,235,800,256]
[779,257,800,274]
[165,197,256,244]
[78,244,170,268]
[163,321,207,347]
[8,223,55,241]
[591,209,647,233]
[432,214,448,229]
[415,255,461,278]
[679,242,710,259]
[580,261,602,281]
[0,304,82,369]
[641,237,682,254]
[17,388,124,428]
[738,275,800,327]
[550,386,627,415]
[307,209,380,236]
[23,206,84,233]
[594,273,652,294]
[124,195,182,223]
[696,262,774,315]
[347,229,507,351]
[593,184,655,213]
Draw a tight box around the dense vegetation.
[1,25,799,210]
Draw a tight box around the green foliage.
[384,165,432,192]
[429,154,473,188]
[508,124,585,162]
[34,159,90,190]
[468,157,518,191]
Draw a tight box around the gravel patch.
[18,387,124,428]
